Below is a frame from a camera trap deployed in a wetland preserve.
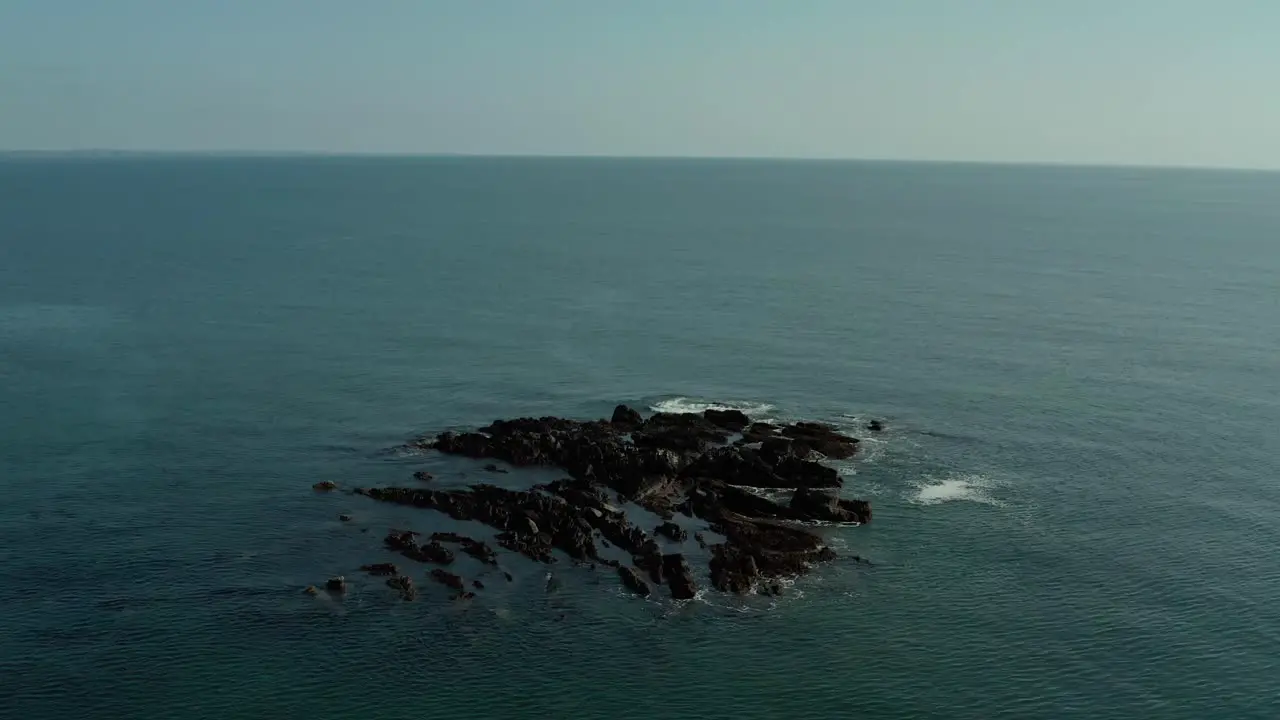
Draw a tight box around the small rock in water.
[360,562,399,576]
[325,576,346,593]
[313,481,337,491]
[473,579,485,590]
[413,471,434,482]
[503,571,514,582]
[339,514,353,522]
[867,419,884,432]
[654,521,688,542]
[429,568,465,591]
[483,463,509,474]
[386,575,417,600]
[617,566,652,597]
[304,585,319,595]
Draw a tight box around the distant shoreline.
[0,150,1276,174]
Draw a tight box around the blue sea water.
[1,157,1278,719]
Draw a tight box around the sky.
[1,0,1278,168]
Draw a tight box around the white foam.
[649,397,775,418]
[909,473,1005,507]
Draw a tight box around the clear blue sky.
[2,0,1278,168]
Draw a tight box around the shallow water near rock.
[2,157,1279,718]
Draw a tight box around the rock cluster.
[334,405,871,601]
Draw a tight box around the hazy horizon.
[4,1,1279,170]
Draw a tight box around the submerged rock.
[313,481,337,491]
[361,562,399,576]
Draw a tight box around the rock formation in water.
[325,405,870,602]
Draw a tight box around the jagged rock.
[360,405,873,604]
[360,562,399,576]
[313,481,337,491]
[780,422,860,460]
[611,404,644,428]
[325,576,346,592]
[618,566,652,596]
[704,408,751,431]
[431,532,499,565]
[790,489,872,524]
[413,471,434,482]
[383,530,454,565]
[694,532,707,548]
[867,419,884,432]
[386,575,417,600]
[663,553,698,600]
[339,514,353,522]
[304,585,319,595]
[429,568,465,591]
[473,580,485,589]
[456,591,476,601]
[654,521,688,542]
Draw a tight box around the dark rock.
[789,488,852,522]
[741,422,780,444]
[654,521,688,542]
[704,408,751,431]
[339,514,353,522]
[780,422,860,459]
[313,481,337,491]
[386,575,417,600]
[431,532,499,565]
[413,471,434,482]
[472,580,485,589]
[456,591,476,601]
[429,568,465,591]
[611,404,644,429]
[483,463,509,474]
[360,562,399,576]
[383,529,455,565]
[372,405,867,604]
[694,532,707,549]
[325,576,346,593]
[662,553,698,600]
[618,566,652,597]
[303,585,319,595]
[867,419,884,432]
[709,543,759,593]
[503,571,514,582]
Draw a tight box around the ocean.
[1,156,1277,719]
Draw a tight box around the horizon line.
[1,149,1277,174]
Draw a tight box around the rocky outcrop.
[430,532,499,565]
[429,568,465,591]
[790,489,872,524]
[387,575,417,600]
[663,553,698,600]
[654,521,688,542]
[618,566,652,597]
[361,562,399,576]
[347,405,870,603]
[703,408,751,431]
[610,404,643,429]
